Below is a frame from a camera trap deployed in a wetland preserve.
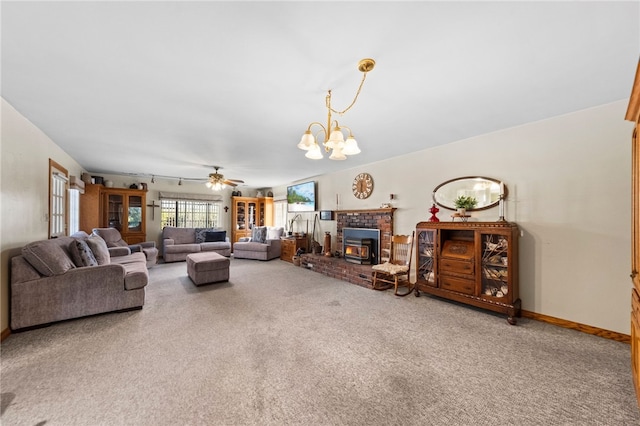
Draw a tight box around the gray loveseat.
[233,226,284,261]
[162,227,231,262]
[10,232,149,330]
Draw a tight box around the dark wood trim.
[1,327,11,342]
[521,310,630,343]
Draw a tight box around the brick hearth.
[299,208,396,288]
[300,253,374,288]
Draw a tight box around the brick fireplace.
[300,208,395,288]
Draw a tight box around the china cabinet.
[625,60,640,406]
[415,221,520,324]
[79,184,148,244]
[231,196,274,244]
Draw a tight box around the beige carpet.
[2,258,639,425]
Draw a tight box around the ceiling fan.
[205,166,244,190]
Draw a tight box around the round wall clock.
[352,172,374,199]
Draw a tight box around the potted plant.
[454,195,478,216]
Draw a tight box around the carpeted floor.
[2,258,639,425]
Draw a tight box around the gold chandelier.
[297,58,375,160]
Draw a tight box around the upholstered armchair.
[92,228,158,267]
[233,226,284,260]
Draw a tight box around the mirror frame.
[432,176,507,211]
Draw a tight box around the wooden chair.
[371,232,414,296]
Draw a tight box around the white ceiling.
[2,1,638,188]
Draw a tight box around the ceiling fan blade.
[226,179,244,183]
[223,180,239,187]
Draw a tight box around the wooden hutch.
[80,183,148,244]
[415,221,520,325]
[231,196,274,245]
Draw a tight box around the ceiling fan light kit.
[297,58,374,161]
[205,166,244,191]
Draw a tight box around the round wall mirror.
[433,176,506,211]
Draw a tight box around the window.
[68,188,80,235]
[160,199,221,228]
[49,159,68,238]
[274,199,287,230]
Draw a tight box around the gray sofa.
[233,226,284,261]
[10,232,148,330]
[162,227,231,262]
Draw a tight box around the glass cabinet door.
[128,195,143,232]
[480,233,510,299]
[258,200,265,226]
[236,201,246,230]
[107,194,124,230]
[417,229,437,287]
[247,202,256,229]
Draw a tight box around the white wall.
[1,97,634,335]
[1,98,84,332]
[274,100,634,334]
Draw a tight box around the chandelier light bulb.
[329,146,347,160]
[342,136,361,155]
[305,143,323,160]
[297,131,314,150]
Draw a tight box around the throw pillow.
[205,231,226,242]
[194,228,209,244]
[266,227,284,240]
[22,241,76,277]
[69,239,98,267]
[86,235,111,265]
[251,226,267,244]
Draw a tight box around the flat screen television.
[287,181,317,212]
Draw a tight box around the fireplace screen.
[344,238,374,265]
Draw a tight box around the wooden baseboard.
[1,327,10,342]
[522,310,630,343]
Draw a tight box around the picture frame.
[319,210,333,220]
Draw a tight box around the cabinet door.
[258,199,265,226]
[106,193,124,231]
[479,231,511,300]
[416,228,437,287]
[236,201,246,230]
[247,201,256,229]
[633,125,640,293]
[127,195,143,232]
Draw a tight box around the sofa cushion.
[69,239,98,267]
[205,230,226,242]
[22,240,76,277]
[234,241,270,253]
[164,243,201,254]
[251,226,267,244]
[86,235,111,265]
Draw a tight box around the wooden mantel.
[335,208,397,214]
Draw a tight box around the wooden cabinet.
[80,184,148,244]
[231,196,274,245]
[625,60,640,406]
[281,237,308,263]
[415,221,520,324]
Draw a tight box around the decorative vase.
[457,208,466,216]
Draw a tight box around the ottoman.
[186,252,230,286]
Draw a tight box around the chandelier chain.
[327,72,369,116]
